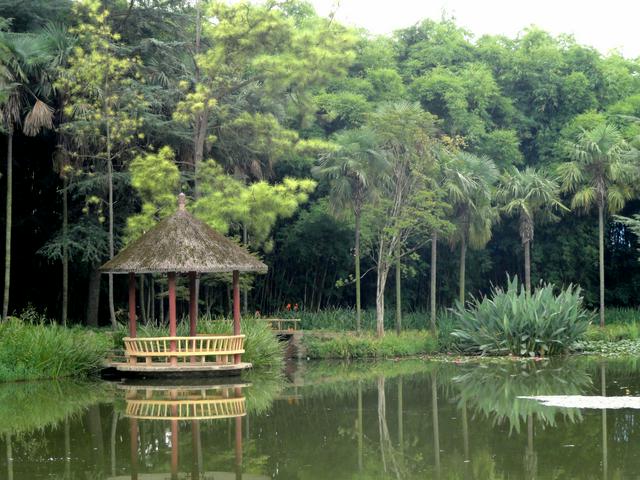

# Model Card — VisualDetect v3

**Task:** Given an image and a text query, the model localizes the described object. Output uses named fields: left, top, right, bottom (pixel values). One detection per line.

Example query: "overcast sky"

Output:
left=307, top=0, right=640, bottom=58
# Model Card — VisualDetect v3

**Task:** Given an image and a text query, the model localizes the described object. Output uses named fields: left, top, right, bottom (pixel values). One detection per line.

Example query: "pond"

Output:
left=1, top=357, right=640, bottom=479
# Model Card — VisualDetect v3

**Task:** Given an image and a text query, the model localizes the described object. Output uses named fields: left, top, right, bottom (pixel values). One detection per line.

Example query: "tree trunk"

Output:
left=524, top=239, right=531, bottom=297
left=355, top=212, right=362, bottom=333
left=395, top=243, right=402, bottom=335
left=459, top=234, right=467, bottom=305
left=430, top=232, right=437, bottom=333
left=62, top=176, right=69, bottom=326
left=598, top=203, right=605, bottom=328
left=107, top=152, right=116, bottom=328
left=375, top=264, right=389, bottom=337
left=3, top=132, right=12, bottom=320
left=86, top=268, right=101, bottom=327
left=243, top=224, right=248, bottom=313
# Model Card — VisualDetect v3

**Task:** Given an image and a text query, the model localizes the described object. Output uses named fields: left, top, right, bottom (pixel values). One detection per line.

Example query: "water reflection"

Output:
left=117, top=382, right=267, bottom=480
left=3, top=358, right=640, bottom=479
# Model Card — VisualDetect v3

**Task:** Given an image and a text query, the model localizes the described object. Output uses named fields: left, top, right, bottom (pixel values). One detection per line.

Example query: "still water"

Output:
left=1, top=357, right=640, bottom=479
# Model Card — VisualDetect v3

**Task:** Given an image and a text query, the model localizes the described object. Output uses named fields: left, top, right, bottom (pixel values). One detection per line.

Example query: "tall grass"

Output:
left=603, top=308, right=640, bottom=325
left=274, top=307, right=434, bottom=331
left=0, top=318, right=112, bottom=382
left=115, top=315, right=284, bottom=369
left=451, top=277, right=593, bottom=356
left=303, top=330, right=438, bottom=359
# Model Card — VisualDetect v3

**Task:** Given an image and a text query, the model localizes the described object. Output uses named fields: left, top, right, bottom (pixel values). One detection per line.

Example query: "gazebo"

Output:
left=100, top=193, right=267, bottom=376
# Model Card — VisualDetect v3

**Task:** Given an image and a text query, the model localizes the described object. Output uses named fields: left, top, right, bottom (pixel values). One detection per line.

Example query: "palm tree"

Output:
left=0, top=32, right=54, bottom=320
left=313, top=128, right=384, bottom=332
left=446, top=152, right=499, bottom=305
left=558, top=124, right=639, bottom=327
left=498, top=167, right=566, bottom=296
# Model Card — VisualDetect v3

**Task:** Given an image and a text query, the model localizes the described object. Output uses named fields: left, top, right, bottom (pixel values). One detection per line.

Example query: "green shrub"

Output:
left=116, top=316, right=283, bottom=369
left=0, top=318, right=113, bottom=382
left=303, top=330, right=437, bottom=359
left=451, top=277, right=593, bottom=356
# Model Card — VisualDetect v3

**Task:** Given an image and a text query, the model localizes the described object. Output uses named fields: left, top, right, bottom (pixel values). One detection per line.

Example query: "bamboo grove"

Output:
left=2, top=0, right=640, bottom=335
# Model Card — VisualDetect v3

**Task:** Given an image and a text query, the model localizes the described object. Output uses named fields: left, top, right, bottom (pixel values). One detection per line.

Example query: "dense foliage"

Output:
left=2, top=1, right=640, bottom=335
left=451, top=277, right=593, bottom=356
left=0, top=316, right=111, bottom=381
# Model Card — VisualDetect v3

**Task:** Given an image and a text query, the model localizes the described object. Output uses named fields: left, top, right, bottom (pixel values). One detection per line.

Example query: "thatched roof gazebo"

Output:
left=101, top=193, right=267, bottom=376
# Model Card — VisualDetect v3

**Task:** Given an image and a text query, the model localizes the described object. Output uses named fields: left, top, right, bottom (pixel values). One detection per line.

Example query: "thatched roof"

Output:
left=100, top=197, right=267, bottom=274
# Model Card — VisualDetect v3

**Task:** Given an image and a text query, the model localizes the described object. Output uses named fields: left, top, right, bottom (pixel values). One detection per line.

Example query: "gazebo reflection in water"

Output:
left=109, top=382, right=265, bottom=480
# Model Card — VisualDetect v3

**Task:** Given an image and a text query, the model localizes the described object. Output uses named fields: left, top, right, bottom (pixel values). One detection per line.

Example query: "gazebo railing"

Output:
left=123, top=334, right=245, bottom=364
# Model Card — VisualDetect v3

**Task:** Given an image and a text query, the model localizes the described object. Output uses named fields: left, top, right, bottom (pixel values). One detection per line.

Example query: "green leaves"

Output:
left=451, top=276, right=593, bottom=356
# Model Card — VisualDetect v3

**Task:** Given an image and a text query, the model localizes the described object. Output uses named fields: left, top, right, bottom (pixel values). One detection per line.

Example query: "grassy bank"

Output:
left=302, top=330, right=438, bottom=359
left=0, top=318, right=112, bottom=382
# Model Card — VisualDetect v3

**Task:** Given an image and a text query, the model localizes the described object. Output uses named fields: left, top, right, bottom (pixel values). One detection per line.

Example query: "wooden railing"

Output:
left=126, top=397, right=246, bottom=420
left=123, top=335, right=245, bottom=364
left=261, top=318, right=301, bottom=332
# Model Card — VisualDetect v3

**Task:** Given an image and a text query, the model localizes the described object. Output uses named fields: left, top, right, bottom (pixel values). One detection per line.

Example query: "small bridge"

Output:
left=260, top=319, right=304, bottom=359
left=259, top=318, right=301, bottom=335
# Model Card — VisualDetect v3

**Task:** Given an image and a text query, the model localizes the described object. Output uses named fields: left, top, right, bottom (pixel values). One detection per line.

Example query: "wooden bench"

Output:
left=123, top=334, right=245, bottom=365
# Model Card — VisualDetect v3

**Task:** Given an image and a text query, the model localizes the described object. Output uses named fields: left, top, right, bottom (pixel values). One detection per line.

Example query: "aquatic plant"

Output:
left=451, top=277, right=592, bottom=356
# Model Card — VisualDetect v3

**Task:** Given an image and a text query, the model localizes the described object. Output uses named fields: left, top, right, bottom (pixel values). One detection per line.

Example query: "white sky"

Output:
left=307, top=0, right=640, bottom=58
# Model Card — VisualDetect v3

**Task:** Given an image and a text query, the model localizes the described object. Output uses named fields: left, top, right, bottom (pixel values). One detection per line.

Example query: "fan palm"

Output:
left=498, top=167, right=566, bottom=296
left=313, top=128, right=385, bottom=331
left=558, top=123, right=640, bottom=327
left=0, top=32, right=54, bottom=320
left=445, top=151, right=499, bottom=304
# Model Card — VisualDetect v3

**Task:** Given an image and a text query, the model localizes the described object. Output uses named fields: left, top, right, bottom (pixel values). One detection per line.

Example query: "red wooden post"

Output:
left=189, top=272, right=197, bottom=336
left=128, top=272, right=137, bottom=337
left=168, top=272, right=177, bottom=366
left=189, top=272, right=197, bottom=363
left=232, top=270, right=241, bottom=364
left=130, top=417, right=139, bottom=480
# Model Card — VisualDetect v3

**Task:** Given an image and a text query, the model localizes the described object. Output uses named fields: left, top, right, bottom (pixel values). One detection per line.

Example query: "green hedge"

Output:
left=302, top=330, right=438, bottom=359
